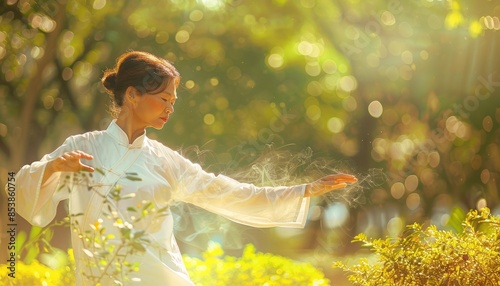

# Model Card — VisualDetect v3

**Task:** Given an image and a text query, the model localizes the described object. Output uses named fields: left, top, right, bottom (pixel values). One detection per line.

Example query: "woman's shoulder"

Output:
left=68, top=129, right=106, bottom=141
left=144, top=137, right=185, bottom=158
left=59, top=130, right=107, bottom=149
left=145, top=137, right=173, bottom=152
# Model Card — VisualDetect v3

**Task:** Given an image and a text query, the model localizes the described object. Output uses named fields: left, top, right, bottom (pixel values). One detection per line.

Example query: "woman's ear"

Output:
left=124, top=86, right=138, bottom=106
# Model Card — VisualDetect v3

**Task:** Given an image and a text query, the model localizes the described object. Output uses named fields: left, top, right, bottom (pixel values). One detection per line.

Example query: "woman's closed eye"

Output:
left=161, top=98, right=174, bottom=105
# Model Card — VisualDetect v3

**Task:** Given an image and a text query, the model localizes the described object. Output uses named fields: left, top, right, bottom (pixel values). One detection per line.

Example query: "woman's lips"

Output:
left=160, top=116, right=168, bottom=122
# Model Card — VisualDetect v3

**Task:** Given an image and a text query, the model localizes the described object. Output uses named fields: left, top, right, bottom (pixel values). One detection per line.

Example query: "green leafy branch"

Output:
left=334, top=208, right=500, bottom=286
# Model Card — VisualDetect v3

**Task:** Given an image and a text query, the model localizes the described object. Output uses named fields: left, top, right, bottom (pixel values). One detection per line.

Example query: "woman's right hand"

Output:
left=48, top=150, right=95, bottom=173
left=43, top=151, right=94, bottom=183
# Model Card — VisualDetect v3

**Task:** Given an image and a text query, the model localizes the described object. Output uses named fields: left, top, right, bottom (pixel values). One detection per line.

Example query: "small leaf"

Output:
left=125, top=175, right=143, bottom=181
left=83, top=248, right=94, bottom=258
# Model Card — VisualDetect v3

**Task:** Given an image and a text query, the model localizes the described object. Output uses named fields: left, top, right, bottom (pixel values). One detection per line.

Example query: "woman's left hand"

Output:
left=304, top=174, right=358, bottom=197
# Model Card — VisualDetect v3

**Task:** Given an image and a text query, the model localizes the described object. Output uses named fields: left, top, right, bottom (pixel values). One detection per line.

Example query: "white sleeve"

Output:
left=169, top=150, right=310, bottom=228
left=7, top=137, right=75, bottom=227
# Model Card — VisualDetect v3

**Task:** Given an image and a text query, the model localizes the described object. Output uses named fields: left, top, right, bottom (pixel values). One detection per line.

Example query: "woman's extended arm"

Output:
left=165, top=147, right=357, bottom=228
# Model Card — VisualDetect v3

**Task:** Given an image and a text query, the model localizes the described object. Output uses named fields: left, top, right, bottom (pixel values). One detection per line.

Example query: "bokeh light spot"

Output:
left=481, top=169, right=490, bottom=184
left=210, top=77, right=219, bottom=86
left=306, top=105, right=321, bottom=121
left=323, top=203, right=349, bottom=228
left=428, top=151, right=440, bottom=168
left=307, top=81, right=322, bottom=96
left=391, top=182, right=405, bottom=199
left=483, top=116, right=493, bottom=132
left=477, top=198, right=487, bottom=210
left=93, top=0, right=106, bottom=10
left=322, top=59, right=337, bottom=74
left=189, top=10, right=204, bottom=21
left=368, top=101, right=383, bottom=118
left=203, top=113, right=215, bottom=125
left=401, top=50, right=413, bottom=65
left=298, top=41, right=313, bottom=56
left=215, top=97, right=228, bottom=110
left=175, top=30, right=190, bottom=43
left=199, top=0, right=225, bottom=10
left=406, top=193, right=421, bottom=210
left=305, top=62, right=321, bottom=76
left=381, top=11, right=396, bottom=26
left=226, top=66, right=242, bottom=80
left=342, top=96, right=358, bottom=111
left=405, top=175, right=419, bottom=192
left=327, top=117, right=344, bottom=133
left=339, top=76, right=357, bottom=92
left=267, top=53, right=284, bottom=69
left=185, top=80, right=195, bottom=89
left=43, top=96, right=54, bottom=109
left=387, top=217, right=404, bottom=237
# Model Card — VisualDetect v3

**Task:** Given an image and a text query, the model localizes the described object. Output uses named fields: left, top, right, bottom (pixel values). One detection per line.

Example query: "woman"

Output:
left=12, top=51, right=357, bottom=285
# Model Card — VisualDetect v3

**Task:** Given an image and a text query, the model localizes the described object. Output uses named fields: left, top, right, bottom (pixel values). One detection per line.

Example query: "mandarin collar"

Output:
left=106, top=120, right=146, bottom=148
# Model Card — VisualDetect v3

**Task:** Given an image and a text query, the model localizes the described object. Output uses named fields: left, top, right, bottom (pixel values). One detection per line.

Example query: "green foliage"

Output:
left=69, top=182, right=170, bottom=284
left=333, top=208, right=500, bottom=285
left=183, top=242, right=330, bottom=286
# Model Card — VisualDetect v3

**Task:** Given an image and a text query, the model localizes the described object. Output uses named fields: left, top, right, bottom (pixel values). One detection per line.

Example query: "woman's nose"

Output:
left=165, top=103, right=174, bottom=113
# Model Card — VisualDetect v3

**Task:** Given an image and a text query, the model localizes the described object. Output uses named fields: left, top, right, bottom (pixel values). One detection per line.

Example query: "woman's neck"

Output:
left=115, top=115, right=145, bottom=144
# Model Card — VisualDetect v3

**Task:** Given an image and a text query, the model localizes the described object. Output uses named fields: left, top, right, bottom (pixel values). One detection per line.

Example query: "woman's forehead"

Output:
left=159, top=81, right=177, bottom=96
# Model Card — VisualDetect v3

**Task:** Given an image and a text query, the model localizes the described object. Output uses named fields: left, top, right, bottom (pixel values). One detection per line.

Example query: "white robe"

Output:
left=10, top=120, right=310, bottom=285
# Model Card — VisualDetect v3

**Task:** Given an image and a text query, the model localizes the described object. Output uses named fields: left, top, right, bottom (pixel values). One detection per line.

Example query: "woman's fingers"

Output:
left=74, top=151, right=94, bottom=172
left=305, top=174, right=358, bottom=197
left=330, top=182, right=347, bottom=190
left=54, top=150, right=94, bottom=172
left=324, top=174, right=358, bottom=184
left=76, top=150, right=94, bottom=161
left=79, top=163, right=95, bottom=172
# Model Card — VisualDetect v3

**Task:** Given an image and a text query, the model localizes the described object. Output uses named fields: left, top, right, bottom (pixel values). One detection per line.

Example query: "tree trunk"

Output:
left=12, top=2, right=66, bottom=169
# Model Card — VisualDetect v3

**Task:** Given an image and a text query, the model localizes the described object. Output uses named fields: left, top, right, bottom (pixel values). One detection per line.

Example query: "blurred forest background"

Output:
left=0, top=0, right=499, bottom=283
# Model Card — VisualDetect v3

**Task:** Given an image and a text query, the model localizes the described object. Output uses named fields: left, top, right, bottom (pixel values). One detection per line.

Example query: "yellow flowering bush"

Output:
left=183, top=242, right=330, bottom=286
left=0, top=249, right=75, bottom=286
left=1, top=244, right=329, bottom=286
left=333, top=208, right=500, bottom=286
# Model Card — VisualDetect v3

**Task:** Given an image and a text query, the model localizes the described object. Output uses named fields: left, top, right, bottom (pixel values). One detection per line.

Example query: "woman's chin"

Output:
left=152, top=123, right=165, bottom=130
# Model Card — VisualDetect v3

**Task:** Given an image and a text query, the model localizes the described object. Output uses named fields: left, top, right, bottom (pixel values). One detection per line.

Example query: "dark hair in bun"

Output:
left=102, top=72, right=118, bottom=93
left=101, top=51, right=180, bottom=117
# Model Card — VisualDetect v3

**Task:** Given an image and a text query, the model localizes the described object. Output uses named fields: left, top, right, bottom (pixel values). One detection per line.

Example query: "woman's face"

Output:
left=131, top=80, right=177, bottom=130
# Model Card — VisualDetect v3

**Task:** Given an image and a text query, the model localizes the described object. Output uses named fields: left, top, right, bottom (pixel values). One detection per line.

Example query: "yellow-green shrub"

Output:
left=0, top=249, right=75, bottom=286
left=1, top=244, right=328, bottom=286
left=183, top=242, right=330, bottom=286
left=333, top=208, right=500, bottom=286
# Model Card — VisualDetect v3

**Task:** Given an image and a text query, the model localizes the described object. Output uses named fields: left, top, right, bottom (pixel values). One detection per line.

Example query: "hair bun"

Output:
left=102, top=71, right=118, bottom=94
